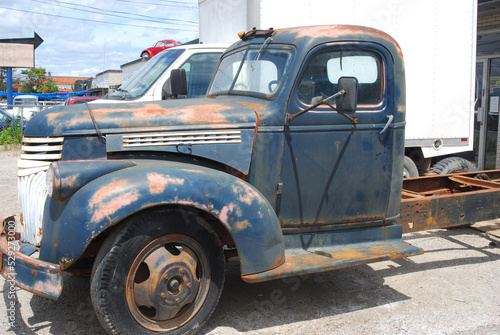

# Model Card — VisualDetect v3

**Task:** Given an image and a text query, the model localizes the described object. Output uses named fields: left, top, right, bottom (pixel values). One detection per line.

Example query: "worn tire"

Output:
left=428, top=157, right=476, bottom=175
left=403, top=156, right=419, bottom=178
left=90, top=208, right=225, bottom=335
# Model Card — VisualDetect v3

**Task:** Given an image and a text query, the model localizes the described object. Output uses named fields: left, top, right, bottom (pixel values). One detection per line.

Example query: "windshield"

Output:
left=209, top=47, right=292, bottom=98
left=109, top=48, right=185, bottom=99
left=14, top=98, right=38, bottom=106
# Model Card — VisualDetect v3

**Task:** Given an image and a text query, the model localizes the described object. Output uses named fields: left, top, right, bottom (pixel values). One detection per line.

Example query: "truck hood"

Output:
left=26, top=98, right=257, bottom=137
left=25, top=98, right=258, bottom=175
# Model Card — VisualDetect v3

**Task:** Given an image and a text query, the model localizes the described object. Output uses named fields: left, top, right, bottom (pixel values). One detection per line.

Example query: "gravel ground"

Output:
left=1, top=150, right=500, bottom=335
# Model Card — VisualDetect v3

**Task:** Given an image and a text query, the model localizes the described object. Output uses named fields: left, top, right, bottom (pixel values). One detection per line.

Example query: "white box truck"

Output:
left=199, top=0, right=478, bottom=176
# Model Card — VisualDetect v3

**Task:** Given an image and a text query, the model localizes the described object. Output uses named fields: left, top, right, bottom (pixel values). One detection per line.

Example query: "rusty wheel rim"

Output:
left=125, top=234, right=211, bottom=332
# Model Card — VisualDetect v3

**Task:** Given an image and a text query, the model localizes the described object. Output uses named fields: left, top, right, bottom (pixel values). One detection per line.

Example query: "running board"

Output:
left=242, top=225, right=423, bottom=283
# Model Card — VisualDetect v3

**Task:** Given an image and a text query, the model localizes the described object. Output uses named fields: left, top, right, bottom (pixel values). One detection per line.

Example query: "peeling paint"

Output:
left=90, top=190, right=140, bottom=223
left=61, top=174, right=79, bottom=188
left=89, top=180, right=128, bottom=205
left=233, top=219, right=251, bottom=233
left=147, top=172, right=184, bottom=194
left=220, top=203, right=243, bottom=223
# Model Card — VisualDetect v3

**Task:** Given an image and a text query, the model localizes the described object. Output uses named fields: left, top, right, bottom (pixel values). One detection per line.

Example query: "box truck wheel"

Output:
left=90, top=208, right=225, bottom=335
left=428, top=157, right=476, bottom=175
left=403, top=156, right=419, bottom=178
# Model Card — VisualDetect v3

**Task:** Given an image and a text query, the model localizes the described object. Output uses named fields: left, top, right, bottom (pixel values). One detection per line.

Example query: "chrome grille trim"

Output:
left=17, top=137, right=64, bottom=245
left=122, top=130, right=242, bottom=148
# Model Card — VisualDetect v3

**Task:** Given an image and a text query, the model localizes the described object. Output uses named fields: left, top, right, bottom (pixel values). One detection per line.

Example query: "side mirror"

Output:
left=337, top=77, right=358, bottom=113
left=164, top=68, right=187, bottom=99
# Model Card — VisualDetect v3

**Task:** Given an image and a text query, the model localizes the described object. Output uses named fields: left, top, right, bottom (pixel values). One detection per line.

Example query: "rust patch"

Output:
left=37, top=227, right=43, bottom=237
left=92, top=103, right=237, bottom=125
left=146, top=172, right=184, bottom=194
left=176, top=105, right=236, bottom=124
left=45, top=111, right=74, bottom=124
left=59, top=257, right=70, bottom=269
left=89, top=180, right=127, bottom=205
left=233, top=220, right=251, bottom=233
left=236, top=101, right=263, bottom=111
left=88, top=179, right=140, bottom=223
left=90, top=190, right=140, bottom=224
left=282, top=25, right=403, bottom=58
left=61, top=173, right=79, bottom=188
left=275, top=254, right=283, bottom=267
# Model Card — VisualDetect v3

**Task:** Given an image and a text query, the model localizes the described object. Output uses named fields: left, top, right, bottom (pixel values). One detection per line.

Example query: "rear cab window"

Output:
left=297, top=50, right=384, bottom=107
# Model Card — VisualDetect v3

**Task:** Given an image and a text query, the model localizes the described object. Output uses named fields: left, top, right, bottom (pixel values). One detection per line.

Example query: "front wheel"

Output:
left=90, top=209, right=225, bottom=335
left=141, top=52, right=150, bottom=60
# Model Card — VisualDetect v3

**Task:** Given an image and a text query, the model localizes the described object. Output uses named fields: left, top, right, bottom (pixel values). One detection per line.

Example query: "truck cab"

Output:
left=95, top=44, right=228, bottom=104
left=2, top=26, right=422, bottom=335
left=6, top=94, right=40, bottom=120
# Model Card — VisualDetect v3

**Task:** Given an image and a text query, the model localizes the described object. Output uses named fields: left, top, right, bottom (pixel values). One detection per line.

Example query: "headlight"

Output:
left=46, top=162, right=59, bottom=199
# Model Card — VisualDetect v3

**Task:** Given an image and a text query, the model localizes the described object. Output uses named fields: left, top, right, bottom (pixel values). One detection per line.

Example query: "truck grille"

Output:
left=17, top=137, right=64, bottom=245
left=122, top=130, right=242, bottom=148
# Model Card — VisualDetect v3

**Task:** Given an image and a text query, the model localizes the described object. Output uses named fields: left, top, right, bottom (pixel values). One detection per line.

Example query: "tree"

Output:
left=38, top=79, right=59, bottom=93
left=0, top=68, right=6, bottom=91
left=20, top=68, right=47, bottom=93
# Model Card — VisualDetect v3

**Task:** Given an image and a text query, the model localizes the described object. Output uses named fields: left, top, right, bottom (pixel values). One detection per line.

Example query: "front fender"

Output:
left=40, top=159, right=285, bottom=275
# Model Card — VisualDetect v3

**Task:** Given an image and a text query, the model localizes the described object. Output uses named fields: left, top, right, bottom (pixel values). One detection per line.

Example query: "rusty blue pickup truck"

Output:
left=1, top=26, right=423, bottom=334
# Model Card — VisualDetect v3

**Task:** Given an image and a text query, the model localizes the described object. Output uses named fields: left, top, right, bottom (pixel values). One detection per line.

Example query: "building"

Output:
left=47, top=75, right=91, bottom=93
left=90, top=70, right=122, bottom=97
left=121, top=58, right=146, bottom=84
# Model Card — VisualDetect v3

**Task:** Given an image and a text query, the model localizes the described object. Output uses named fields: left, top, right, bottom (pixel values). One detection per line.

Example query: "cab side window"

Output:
left=181, top=53, right=221, bottom=98
left=297, top=51, right=383, bottom=106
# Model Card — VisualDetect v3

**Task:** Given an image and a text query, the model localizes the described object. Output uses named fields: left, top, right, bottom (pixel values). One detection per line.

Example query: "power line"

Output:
left=115, top=0, right=197, bottom=8
left=30, top=0, right=198, bottom=25
left=0, top=6, right=199, bottom=32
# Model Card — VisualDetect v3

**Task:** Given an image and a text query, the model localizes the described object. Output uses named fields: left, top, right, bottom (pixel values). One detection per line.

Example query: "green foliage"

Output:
left=37, top=79, right=59, bottom=93
left=0, top=115, right=23, bottom=145
left=20, top=67, right=47, bottom=92
left=20, top=84, right=35, bottom=93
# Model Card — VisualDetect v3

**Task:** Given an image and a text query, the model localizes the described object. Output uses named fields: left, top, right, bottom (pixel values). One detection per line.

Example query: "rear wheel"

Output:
left=141, top=52, right=150, bottom=60
left=90, top=209, right=225, bottom=335
left=403, top=156, right=419, bottom=178
left=428, top=157, right=476, bottom=175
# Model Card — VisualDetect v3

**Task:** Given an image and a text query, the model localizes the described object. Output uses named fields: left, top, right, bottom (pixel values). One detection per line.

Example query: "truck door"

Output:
left=277, top=43, right=400, bottom=228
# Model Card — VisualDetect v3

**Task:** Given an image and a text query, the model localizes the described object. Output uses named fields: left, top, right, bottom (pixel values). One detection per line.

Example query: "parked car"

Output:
left=140, top=39, right=181, bottom=59
left=65, top=97, right=99, bottom=105
left=7, top=95, right=40, bottom=120
left=0, top=109, right=26, bottom=132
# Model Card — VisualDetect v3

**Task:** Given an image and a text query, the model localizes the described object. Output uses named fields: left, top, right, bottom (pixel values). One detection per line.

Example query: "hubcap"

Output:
left=126, top=235, right=210, bottom=331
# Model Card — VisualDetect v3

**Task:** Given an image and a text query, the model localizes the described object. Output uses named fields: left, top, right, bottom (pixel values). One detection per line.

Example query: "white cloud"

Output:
left=0, top=0, right=199, bottom=77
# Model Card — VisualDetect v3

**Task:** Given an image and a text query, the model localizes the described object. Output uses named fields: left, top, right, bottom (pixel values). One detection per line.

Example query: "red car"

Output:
left=140, top=40, right=181, bottom=59
left=65, top=97, right=99, bottom=105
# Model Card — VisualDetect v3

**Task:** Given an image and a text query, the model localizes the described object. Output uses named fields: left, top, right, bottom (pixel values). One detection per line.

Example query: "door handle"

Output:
left=380, top=115, right=394, bottom=134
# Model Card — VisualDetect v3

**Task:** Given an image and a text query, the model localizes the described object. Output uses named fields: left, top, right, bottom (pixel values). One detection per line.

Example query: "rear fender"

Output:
left=40, top=159, right=285, bottom=275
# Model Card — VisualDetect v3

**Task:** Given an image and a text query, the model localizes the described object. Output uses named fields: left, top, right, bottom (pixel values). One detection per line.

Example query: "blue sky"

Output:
left=0, top=0, right=199, bottom=77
